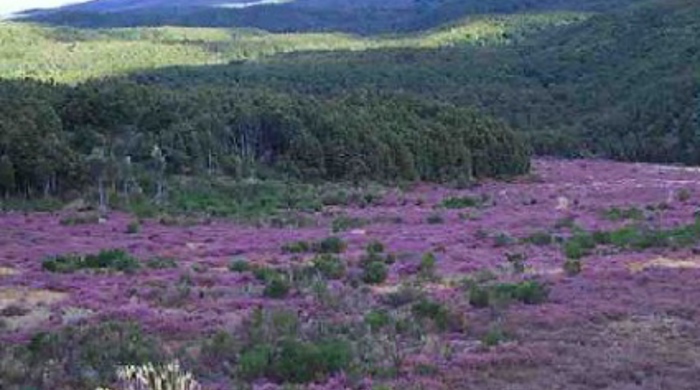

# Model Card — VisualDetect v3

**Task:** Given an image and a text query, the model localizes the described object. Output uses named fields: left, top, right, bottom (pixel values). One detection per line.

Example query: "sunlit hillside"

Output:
left=0, top=13, right=587, bottom=82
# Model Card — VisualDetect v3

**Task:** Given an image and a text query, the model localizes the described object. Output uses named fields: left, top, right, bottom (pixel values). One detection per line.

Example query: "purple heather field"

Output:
left=3, top=158, right=700, bottom=389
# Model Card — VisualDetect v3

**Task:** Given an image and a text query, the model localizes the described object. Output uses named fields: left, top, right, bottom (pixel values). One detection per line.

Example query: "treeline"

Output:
left=26, top=0, right=640, bottom=33
left=134, top=0, right=699, bottom=164
left=0, top=79, right=529, bottom=198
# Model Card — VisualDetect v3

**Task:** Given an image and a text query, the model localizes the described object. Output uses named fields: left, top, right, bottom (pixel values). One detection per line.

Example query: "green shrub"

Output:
left=20, top=321, right=164, bottom=388
left=564, top=240, right=590, bottom=260
left=229, top=258, right=252, bottom=272
left=271, top=339, right=352, bottom=384
left=312, top=236, right=347, bottom=254
left=238, top=344, right=274, bottom=380
left=42, top=249, right=140, bottom=274
left=59, top=213, right=99, bottom=226
left=512, top=281, right=549, bottom=304
left=263, top=278, right=291, bottom=299
left=592, top=230, right=612, bottom=245
left=482, top=327, right=509, bottom=347
left=411, top=298, right=450, bottom=331
left=366, top=240, right=385, bottom=254
left=146, top=257, right=178, bottom=269
left=282, top=240, right=311, bottom=254
left=523, top=231, right=554, bottom=246
left=468, top=285, right=491, bottom=308
left=440, top=195, right=484, bottom=209
left=238, top=339, right=352, bottom=384
left=364, top=309, right=391, bottom=331
left=126, top=221, right=141, bottom=234
left=253, top=266, right=281, bottom=283
left=419, top=252, right=437, bottom=279
left=362, top=261, right=388, bottom=284
left=601, top=206, right=644, bottom=221
left=312, top=254, right=346, bottom=280
left=331, top=215, right=368, bottom=233
left=469, top=280, right=549, bottom=307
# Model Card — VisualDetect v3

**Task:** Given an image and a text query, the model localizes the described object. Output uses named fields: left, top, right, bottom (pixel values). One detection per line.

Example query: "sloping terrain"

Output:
left=4, top=159, right=700, bottom=389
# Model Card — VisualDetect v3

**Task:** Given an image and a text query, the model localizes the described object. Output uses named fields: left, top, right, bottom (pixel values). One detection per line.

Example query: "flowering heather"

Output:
left=3, top=158, right=700, bottom=389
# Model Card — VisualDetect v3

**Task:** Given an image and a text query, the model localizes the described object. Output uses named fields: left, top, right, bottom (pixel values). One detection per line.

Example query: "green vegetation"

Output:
left=0, top=79, right=528, bottom=203
left=145, top=256, right=178, bottom=269
left=282, top=240, right=312, bottom=254
left=312, top=237, right=347, bottom=254
left=523, top=231, right=555, bottom=246
left=311, top=254, right=346, bottom=280
left=0, top=1, right=696, bottom=207
left=331, top=215, right=369, bottom=233
left=564, top=218, right=700, bottom=260
left=362, top=261, right=389, bottom=285
left=418, top=252, right=438, bottom=280
left=229, top=258, right=252, bottom=273
left=468, top=280, right=549, bottom=308
left=411, top=298, right=452, bottom=331
left=0, top=12, right=587, bottom=83
left=263, top=278, right=291, bottom=299
left=601, top=206, right=644, bottom=221
left=42, top=249, right=140, bottom=273
left=440, top=195, right=485, bottom=209
left=125, top=221, right=141, bottom=234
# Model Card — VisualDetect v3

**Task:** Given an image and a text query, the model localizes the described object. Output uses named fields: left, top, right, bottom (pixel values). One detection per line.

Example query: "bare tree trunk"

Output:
left=98, top=177, right=107, bottom=215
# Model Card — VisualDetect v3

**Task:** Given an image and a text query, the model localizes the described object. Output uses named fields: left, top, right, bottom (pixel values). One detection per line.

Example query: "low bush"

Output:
left=282, top=240, right=311, bottom=254
left=1, top=321, right=165, bottom=389
left=440, top=195, right=486, bottom=209
left=469, top=280, right=549, bottom=307
left=362, top=261, right=388, bottom=285
left=601, top=206, right=644, bottom=221
left=364, top=309, right=392, bottom=332
left=366, top=240, right=385, bottom=254
left=42, top=249, right=140, bottom=274
left=312, top=236, right=347, bottom=254
left=312, top=254, right=346, bottom=280
left=228, top=258, right=251, bottom=272
left=145, top=257, right=178, bottom=269
left=523, top=231, right=554, bottom=246
left=331, top=215, right=368, bottom=233
left=411, top=298, right=451, bottom=331
left=125, top=221, right=141, bottom=234
left=239, top=339, right=352, bottom=384
left=418, top=252, right=437, bottom=279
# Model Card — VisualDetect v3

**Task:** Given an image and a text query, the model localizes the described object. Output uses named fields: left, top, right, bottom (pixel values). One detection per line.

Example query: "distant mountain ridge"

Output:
left=21, top=0, right=644, bottom=34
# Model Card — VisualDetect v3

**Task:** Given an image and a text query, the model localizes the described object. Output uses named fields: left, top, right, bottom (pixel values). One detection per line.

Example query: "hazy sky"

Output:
left=0, top=0, right=90, bottom=15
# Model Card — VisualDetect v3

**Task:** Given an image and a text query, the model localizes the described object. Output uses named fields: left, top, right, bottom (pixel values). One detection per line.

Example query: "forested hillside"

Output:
left=0, top=0, right=698, bottom=200
left=26, top=0, right=641, bottom=33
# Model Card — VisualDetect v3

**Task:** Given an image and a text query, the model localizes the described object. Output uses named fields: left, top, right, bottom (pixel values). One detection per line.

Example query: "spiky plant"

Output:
left=98, top=361, right=201, bottom=390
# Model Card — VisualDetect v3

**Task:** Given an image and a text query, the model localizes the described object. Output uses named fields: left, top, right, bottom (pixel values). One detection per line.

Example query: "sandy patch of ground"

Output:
left=0, top=267, right=18, bottom=276
left=628, top=256, right=700, bottom=273
left=0, top=288, right=69, bottom=331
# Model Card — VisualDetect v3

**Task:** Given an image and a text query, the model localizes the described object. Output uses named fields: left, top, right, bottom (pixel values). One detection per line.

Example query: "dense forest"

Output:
left=0, top=79, right=529, bottom=198
left=1, top=0, right=699, bottom=200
